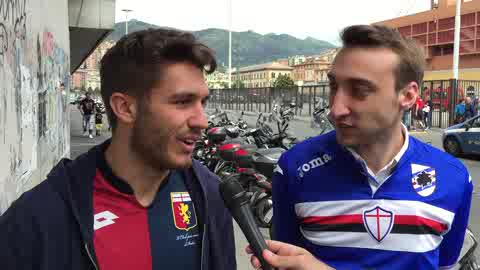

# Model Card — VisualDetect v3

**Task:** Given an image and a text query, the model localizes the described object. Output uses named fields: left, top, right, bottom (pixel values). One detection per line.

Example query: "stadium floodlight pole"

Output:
left=453, top=0, right=461, bottom=80
left=122, top=9, right=133, bottom=35
left=228, top=0, right=232, bottom=88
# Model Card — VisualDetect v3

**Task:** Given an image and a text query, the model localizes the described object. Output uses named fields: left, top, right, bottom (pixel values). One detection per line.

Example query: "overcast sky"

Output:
left=115, top=0, right=431, bottom=45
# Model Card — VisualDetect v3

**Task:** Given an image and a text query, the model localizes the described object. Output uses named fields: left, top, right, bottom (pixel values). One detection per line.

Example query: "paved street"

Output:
left=70, top=105, right=480, bottom=268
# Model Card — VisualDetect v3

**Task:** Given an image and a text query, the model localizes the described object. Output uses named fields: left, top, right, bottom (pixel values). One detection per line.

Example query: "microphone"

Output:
left=219, top=176, right=274, bottom=270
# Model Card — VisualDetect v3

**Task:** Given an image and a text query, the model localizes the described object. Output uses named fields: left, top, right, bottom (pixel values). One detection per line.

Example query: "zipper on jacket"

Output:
left=191, top=162, right=209, bottom=270
left=84, top=243, right=99, bottom=270
left=201, top=223, right=207, bottom=270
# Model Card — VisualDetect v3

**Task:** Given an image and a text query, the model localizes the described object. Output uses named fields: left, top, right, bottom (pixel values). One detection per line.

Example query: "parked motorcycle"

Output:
left=217, top=145, right=284, bottom=229
left=254, top=112, right=297, bottom=150
left=311, top=105, right=334, bottom=135
left=268, top=101, right=296, bottom=122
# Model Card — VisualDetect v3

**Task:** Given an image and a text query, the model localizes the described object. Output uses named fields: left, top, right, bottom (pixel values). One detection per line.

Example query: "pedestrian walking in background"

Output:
left=414, top=95, right=425, bottom=130
left=455, top=99, right=466, bottom=124
left=465, top=96, right=476, bottom=121
left=78, top=91, right=96, bottom=138
left=423, top=95, right=432, bottom=130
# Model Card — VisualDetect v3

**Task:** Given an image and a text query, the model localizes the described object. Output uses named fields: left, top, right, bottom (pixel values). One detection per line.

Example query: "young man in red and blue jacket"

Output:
left=0, top=28, right=236, bottom=270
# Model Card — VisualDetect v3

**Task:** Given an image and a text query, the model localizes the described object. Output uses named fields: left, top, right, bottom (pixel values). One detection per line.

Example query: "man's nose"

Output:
left=189, top=104, right=209, bottom=130
left=329, top=90, right=351, bottom=120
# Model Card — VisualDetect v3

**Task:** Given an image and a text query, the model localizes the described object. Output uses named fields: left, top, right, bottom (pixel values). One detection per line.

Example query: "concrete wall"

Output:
left=425, top=68, right=480, bottom=80
left=0, top=0, right=70, bottom=214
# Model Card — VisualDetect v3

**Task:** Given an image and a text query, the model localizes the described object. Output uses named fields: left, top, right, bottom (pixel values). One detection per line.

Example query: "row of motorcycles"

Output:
left=193, top=103, right=332, bottom=237
left=193, top=102, right=479, bottom=269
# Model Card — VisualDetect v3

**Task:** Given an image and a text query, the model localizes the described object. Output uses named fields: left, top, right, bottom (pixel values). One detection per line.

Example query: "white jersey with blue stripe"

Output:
left=272, top=131, right=473, bottom=270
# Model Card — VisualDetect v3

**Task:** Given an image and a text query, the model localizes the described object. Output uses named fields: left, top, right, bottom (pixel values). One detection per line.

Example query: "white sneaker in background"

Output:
left=83, top=131, right=88, bottom=136
left=89, top=134, right=93, bottom=139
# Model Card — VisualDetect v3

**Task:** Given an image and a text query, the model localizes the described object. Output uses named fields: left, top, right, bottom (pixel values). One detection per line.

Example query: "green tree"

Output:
left=220, top=81, right=229, bottom=89
left=232, top=80, right=245, bottom=89
left=273, top=74, right=295, bottom=89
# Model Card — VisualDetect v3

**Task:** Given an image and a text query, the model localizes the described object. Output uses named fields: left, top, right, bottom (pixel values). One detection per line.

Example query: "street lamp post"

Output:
left=228, top=0, right=232, bottom=89
left=453, top=0, right=461, bottom=80
left=121, top=9, right=133, bottom=35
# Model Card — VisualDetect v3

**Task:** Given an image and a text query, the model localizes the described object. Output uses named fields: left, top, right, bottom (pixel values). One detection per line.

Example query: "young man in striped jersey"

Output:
left=262, top=25, right=473, bottom=270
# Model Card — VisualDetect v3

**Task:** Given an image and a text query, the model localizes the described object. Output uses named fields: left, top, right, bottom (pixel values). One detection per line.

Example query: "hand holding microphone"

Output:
left=219, top=176, right=274, bottom=270
left=219, top=176, right=334, bottom=270
left=246, top=240, right=335, bottom=270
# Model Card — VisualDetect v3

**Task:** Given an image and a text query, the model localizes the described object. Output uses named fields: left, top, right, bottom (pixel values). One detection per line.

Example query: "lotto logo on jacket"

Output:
left=171, top=192, right=197, bottom=231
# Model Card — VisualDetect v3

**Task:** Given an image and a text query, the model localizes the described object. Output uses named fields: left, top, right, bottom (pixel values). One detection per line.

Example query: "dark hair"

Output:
left=340, top=24, right=425, bottom=92
left=100, top=28, right=217, bottom=130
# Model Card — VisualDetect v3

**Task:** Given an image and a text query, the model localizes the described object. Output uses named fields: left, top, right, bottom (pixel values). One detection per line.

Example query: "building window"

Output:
left=272, top=72, right=276, bottom=79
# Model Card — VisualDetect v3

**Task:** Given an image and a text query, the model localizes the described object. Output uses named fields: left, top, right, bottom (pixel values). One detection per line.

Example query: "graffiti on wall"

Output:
left=37, top=30, right=69, bottom=160
left=0, top=0, right=70, bottom=213
left=0, top=0, right=27, bottom=57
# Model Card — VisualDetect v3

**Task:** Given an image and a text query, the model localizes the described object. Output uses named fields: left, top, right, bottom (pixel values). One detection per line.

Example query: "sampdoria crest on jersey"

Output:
left=411, top=164, right=436, bottom=197
left=363, top=206, right=395, bottom=242
left=170, top=192, right=197, bottom=231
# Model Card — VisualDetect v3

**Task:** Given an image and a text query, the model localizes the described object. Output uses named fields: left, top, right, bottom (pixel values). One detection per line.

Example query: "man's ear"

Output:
left=109, top=93, right=138, bottom=126
left=399, top=82, right=418, bottom=110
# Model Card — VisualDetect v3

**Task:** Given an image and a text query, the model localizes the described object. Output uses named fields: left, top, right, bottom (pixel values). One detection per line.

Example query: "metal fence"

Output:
left=208, top=83, right=331, bottom=117
left=208, top=79, right=480, bottom=129
left=420, top=80, right=480, bottom=128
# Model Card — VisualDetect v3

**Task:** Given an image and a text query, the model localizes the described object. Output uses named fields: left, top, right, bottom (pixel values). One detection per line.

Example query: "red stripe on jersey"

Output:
left=394, top=215, right=448, bottom=233
left=302, top=215, right=363, bottom=225
left=93, top=169, right=152, bottom=270
left=301, top=214, right=447, bottom=233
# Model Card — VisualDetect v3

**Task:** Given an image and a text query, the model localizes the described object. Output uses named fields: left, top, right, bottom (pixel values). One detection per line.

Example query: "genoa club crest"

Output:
left=170, top=192, right=197, bottom=231
left=411, top=164, right=436, bottom=197
left=363, top=206, right=394, bottom=242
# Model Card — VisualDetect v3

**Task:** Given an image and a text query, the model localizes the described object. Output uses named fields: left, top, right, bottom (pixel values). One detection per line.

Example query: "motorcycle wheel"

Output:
left=253, top=195, right=273, bottom=228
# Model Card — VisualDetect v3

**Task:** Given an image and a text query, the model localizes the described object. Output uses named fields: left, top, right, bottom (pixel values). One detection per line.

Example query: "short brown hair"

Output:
left=100, top=28, right=217, bottom=130
left=340, top=24, right=425, bottom=91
